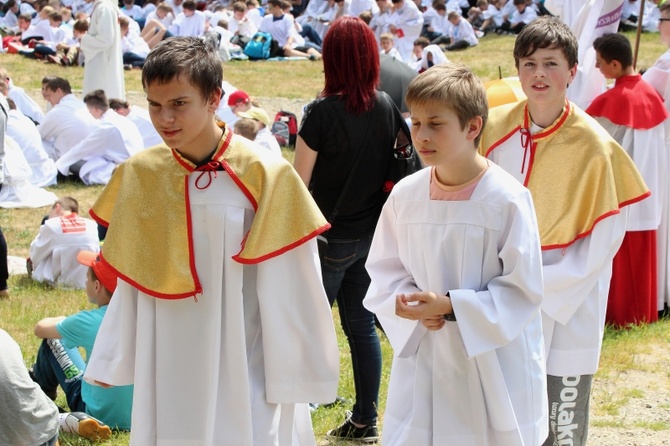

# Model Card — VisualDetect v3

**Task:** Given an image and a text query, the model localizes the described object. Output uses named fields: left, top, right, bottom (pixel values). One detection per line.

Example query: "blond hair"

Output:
left=406, top=63, right=488, bottom=146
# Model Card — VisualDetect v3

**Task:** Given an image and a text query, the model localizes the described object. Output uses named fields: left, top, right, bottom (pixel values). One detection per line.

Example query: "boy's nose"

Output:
left=158, top=108, right=175, bottom=124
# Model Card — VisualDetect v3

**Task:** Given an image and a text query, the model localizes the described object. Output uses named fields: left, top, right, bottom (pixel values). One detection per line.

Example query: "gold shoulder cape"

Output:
left=480, top=100, right=649, bottom=250
left=91, top=124, right=329, bottom=299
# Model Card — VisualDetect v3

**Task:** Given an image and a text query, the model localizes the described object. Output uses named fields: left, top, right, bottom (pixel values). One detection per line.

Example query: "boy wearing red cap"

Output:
left=31, top=250, right=133, bottom=440
left=227, top=89, right=252, bottom=113
left=219, top=89, right=252, bottom=127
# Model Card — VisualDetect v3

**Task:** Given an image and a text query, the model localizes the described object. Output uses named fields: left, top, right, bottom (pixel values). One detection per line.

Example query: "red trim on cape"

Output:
left=98, top=254, right=201, bottom=299
left=585, top=74, right=668, bottom=129
left=89, top=208, right=108, bottom=228
left=233, top=223, right=331, bottom=264
left=526, top=101, right=571, bottom=140
left=484, top=126, right=520, bottom=158
left=172, top=150, right=194, bottom=171
left=220, top=160, right=258, bottom=211
left=518, top=103, right=570, bottom=189
left=184, top=175, right=203, bottom=297
left=522, top=142, right=536, bottom=188
left=540, top=190, right=652, bottom=251
left=169, top=126, right=232, bottom=172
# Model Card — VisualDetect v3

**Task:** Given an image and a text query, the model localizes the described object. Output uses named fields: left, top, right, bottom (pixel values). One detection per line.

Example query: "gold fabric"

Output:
left=480, top=100, right=649, bottom=249
left=91, top=123, right=329, bottom=299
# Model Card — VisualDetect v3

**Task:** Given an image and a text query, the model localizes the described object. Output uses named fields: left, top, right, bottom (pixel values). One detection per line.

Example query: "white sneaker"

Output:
left=59, top=412, right=112, bottom=441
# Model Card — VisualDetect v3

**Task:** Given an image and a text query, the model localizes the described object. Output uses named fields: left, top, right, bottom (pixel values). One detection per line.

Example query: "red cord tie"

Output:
left=519, top=127, right=531, bottom=175
left=195, top=161, right=222, bottom=190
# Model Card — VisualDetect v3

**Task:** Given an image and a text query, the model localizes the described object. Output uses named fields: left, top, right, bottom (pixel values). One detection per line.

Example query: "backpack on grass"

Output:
left=243, top=32, right=273, bottom=60
left=272, top=110, right=298, bottom=147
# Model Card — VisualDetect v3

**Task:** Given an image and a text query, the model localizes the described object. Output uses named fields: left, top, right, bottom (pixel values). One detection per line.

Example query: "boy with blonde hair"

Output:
left=379, top=31, right=402, bottom=59
left=233, top=117, right=259, bottom=141
left=364, top=62, right=548, bottom=445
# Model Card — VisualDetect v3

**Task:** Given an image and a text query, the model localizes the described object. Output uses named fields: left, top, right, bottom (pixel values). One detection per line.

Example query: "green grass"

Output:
left=1, top=29, right=670, bottom=444
left=2, top=30, right=665, bottom=98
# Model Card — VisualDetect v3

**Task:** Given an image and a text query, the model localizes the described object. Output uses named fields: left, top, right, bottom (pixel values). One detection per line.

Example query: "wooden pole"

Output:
left=633, top=0, right=646, bottom=71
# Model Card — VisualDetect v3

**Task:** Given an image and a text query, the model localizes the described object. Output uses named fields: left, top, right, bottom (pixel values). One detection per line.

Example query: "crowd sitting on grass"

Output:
left=0, top=0, right=665, bottom=70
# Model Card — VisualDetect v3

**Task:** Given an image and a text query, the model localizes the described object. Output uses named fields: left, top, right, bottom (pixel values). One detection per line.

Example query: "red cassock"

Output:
left=587, top=74, right=668, bottom=327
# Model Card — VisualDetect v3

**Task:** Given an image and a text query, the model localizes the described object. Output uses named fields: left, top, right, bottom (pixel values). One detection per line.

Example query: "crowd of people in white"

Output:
left=0, top=0, right=664, bottom=70
left=0, top=0, right=665, bottom=209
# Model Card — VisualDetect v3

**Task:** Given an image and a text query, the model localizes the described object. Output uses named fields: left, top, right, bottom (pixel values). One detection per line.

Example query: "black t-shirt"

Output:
left=299, top=91, right=403, bottom=238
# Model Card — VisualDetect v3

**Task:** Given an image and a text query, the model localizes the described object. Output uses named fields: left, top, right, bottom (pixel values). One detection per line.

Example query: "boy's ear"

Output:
left=208, top=87, right=223, bottom=112
left=466, top=115, right=484, bottom=141
left=568, top=63, right=578, bottom=85
left=93, top=278, right=102, bottom=294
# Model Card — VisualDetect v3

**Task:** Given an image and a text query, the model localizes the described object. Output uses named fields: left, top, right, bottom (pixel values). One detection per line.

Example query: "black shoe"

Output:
left=323, top=395, right=347, bottom=409
left=28, top=367, right=57, bottom=401
left=326, top=411, right=379, bottom=443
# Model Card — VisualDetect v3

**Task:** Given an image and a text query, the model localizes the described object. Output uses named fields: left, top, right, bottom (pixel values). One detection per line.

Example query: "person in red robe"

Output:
left=586, top=33, right=668, bottom=327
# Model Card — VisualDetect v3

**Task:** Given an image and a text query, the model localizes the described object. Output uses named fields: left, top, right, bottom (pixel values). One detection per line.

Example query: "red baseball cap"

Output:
left=227, top=90, right=250, bottom=106
left=77, top=251, right=117, bottom=293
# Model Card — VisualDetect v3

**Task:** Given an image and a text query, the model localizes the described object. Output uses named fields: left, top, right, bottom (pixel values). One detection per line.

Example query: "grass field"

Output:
left=1, top=30, right=669, bottom=445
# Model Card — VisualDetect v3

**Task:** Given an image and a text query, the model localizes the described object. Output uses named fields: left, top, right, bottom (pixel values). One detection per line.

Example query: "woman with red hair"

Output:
left=294, top=15, right=407, bottom=443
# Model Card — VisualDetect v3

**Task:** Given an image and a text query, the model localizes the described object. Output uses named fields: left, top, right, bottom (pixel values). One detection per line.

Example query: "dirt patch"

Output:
left=588, top=343, right=670, bottom=446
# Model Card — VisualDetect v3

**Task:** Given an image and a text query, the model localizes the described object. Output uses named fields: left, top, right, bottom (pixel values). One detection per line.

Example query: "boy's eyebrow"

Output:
left=410, top=114, right=445, bottom=120
left=519, top=54, right=559, bottom=60
left=147, top=95, right=190, bottom=103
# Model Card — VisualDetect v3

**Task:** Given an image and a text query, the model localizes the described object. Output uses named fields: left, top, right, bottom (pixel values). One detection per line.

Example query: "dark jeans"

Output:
left=300, top=23, right=322, bottom=46
left=421, top=25, right=442, bottom=41
left=445, top=39, right=470, bottom=51
left=321, top=234, right=381, bottom=426
left=32, top=338, right=87, bottom=412
left=499, top=21, right=527, bottom=34
left=123, top=52, right=145, bottom=68
left=0, top=226, right=7, bottom=291
left=33, top=45, right=56, bottom=57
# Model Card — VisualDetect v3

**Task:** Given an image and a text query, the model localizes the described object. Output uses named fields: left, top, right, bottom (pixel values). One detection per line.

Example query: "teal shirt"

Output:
left=57, top=306, right=134, bottom=430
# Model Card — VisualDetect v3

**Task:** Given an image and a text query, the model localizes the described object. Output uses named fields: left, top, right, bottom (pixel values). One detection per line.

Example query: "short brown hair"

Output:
left=45, top=77, right=72, bottom=94
left=233, top=118, right=259, bottom=141
left=593, top=33, right=633, bottom=69
left=109, top=98, right=130, bottom=110
left=513, top=16, right=578, bottom=69
left=54, top=196, right=79, bottom=213
left=406, top=63, right=488, bottom=147
left=142, top=37, right=222, bottom=101
left=83, top=89, right=109, bottom=112
left=73, top=18, right=89, bottom=32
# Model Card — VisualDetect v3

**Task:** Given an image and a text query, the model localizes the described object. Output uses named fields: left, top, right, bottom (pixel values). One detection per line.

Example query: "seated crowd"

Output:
left=0, top=0, right=663, bottom=72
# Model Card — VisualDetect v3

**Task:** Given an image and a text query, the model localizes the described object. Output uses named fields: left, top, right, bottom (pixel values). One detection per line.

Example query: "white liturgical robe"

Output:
left=364, top=166, right=547, bottom=446
left=84, top=171, right=339, bottom=446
